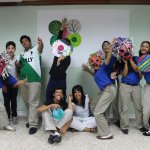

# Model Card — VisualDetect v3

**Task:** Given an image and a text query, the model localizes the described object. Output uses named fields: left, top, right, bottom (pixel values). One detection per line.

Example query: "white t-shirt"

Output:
left=72, top=95, right=90, bottom=118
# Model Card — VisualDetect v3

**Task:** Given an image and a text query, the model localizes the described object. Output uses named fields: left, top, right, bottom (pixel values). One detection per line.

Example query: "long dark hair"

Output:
left=72, top=85, right=85, bottom=108
left=139, top=41, right=150, bottom=56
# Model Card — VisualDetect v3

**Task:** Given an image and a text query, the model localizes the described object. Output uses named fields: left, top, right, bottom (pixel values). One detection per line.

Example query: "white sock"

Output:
left=54, top=131, right=60, bottom=136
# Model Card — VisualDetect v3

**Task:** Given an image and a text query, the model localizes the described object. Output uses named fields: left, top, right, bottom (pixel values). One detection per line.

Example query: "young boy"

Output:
left=2, top=41, right=19, bottom=124
left=82, top=41, right=116, bottom=140
left=37, top=87, right=73, bottom=144
left=17, top=35, right=43, bottom=134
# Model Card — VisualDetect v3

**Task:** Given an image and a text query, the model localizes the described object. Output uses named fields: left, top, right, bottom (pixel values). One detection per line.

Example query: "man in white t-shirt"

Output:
left=17, top=35, right=43, bottom=134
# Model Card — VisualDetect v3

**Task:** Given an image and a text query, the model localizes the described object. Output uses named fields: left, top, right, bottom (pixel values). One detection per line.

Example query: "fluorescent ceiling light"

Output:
left=0, top=0, right=22, bottom=2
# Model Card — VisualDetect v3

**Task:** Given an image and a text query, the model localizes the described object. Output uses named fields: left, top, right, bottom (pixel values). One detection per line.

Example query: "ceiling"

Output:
left=0, top=0, right=150, bottom=6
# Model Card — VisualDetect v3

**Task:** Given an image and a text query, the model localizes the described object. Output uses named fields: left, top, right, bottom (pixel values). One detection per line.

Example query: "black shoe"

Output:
left=29, top=127, right=37, bottom=134
left=26, top=122, right=29, bottom=128
left=121, top=129, right=128, bottom=134
left=114, top=120, right=120, bottom=128
left=53, top=135, right=62, bottom=143
left=139, top=127, right=148, bottom=132
left=143, top=130, right=150, bottom=136
left=48, top=134, right=54, bottom=144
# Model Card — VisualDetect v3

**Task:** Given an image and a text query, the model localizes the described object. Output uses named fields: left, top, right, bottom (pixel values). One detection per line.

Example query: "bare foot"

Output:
left=59, top=127, right=67, bottom=135
left=85, top=127, right=97, bottom=133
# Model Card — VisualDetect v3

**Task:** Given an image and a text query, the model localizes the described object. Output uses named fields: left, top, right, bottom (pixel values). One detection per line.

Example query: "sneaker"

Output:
left=97, top=134, right=113, bottom=140
left=26, top=122, right=29, bottom=128
left=4, top=125, right=16, bottom=132
left=48, top=134, right=54, bottom=144
left=121, top=129, right=128, bottom=134
left=53, top=135, right=62, bottom=143
left=12, top=117, right=18, bottom=125
left=143, top=130, right=150, bottom=136
left=29, top=127, right=37, bottom=134
left=139, top=127, right=148, bottom=132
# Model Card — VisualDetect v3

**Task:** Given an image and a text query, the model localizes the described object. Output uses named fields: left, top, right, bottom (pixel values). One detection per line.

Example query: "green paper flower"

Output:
left=68, top=33, right=81, bottom=47
left=50, top=35, right=58, bottom=46
left=48, top=20, right=61, bottom=35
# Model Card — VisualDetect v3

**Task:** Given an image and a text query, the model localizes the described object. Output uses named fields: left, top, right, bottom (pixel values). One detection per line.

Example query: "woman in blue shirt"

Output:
left=119, top=44, right=144, bottom=134
left=138, top=41, right=150, bottom=136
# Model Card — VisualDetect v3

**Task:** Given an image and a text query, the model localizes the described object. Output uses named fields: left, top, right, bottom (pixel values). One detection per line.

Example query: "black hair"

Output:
left=139, top=41, right=150, bottom=56
left=54, top=86, right=64, bottom=95
left=20, top=35, right=31, bottom=43
left=72, top=85, right=85, bottom=108
left=6, top=41, right=16, bottom=49
left=102, top=41, right=110, bottom=50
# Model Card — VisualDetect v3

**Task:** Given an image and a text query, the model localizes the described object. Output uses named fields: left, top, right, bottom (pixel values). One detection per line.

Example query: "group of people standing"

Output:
left=83, top=40, right=150, bottom=139
left=0, top=35, right=43, bottom=134
left=0, top=27, right=150, bottom=145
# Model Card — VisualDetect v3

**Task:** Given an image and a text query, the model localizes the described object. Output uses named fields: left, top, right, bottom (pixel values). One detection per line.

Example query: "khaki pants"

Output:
left=104, top=81, right=120, bottom=123
left=20, top=82, right=41, bottom=128
left=143, top=84, right=150, bottom=130
left=0, top=100, right=9, bottom=129
left=120, top=83, right=143, bottom=129
left=94, top=85, right=116, bottom=137
left=112, top=81, right=120, bottom=121
left=42, top=109, right=73, bottom=131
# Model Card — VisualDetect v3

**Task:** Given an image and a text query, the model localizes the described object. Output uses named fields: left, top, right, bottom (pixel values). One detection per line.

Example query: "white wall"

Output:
left=0, top=5, right=150, bottom=117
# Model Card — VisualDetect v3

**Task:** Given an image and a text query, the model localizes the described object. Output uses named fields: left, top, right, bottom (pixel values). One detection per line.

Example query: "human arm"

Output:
left=37, top=104, right=60, bottom=113
left=104, top=39, right=116, bottom=65
left=57, top=56, right=66, bottom=66
left=105, top=45, right=113, bottom=65
left=129, top=58, right=142, bottom=79
left=2, top=85, right=7, bottom=93
left=82, top=63, right=94, bottom=76
left=57, top=18, right=68, bottom=39
left=50, top=56, right=71, bottom=78
left=67, top=95, right=74, bottom=112
left=121, top=60, right=128, bottom=77
left=37, top=37, right=44, bottom=53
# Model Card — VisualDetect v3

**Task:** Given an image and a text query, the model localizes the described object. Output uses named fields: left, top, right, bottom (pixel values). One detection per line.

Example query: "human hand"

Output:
left=57, top=56, right=65, bottom=66
left=2, top=85, right=7, bottom=93
left=61, top=18, right=68, bottom=28
left=15, top=60, right=21, bottom=67
left=82, top=63, right=89, bottom=71
left=58, top=55, right=65, bottom=62
left=68, top=95, right=73, bottom=102
left=111, top=72, right=117, bottom=79
left=37, top=36, right=43, bottom=45
left=51, top=104, right=60, bottom=109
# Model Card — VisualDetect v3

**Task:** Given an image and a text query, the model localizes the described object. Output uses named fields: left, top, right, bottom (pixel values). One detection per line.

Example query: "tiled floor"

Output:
left=0, top=117, right=149, bottom=150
